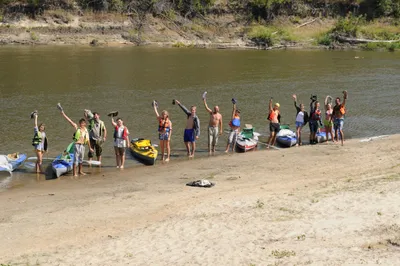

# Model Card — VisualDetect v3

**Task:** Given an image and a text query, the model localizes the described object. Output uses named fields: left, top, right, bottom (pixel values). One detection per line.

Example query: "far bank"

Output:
left=1, top=11, right=399, bottom=51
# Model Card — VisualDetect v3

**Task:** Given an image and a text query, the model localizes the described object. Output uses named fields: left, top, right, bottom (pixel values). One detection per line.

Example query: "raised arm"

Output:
left=175, top=100, right=191, bottom=116
left=342, top=91, right=347, bottom=106
left=292, top=95, right=300, bottom=111
left=269, top=99, right=273, bottom=112
left=34, top=113, right=38, bottom=128
left=153, top=101, right=160, bottom=118
left=61, top=111, right=77, bottom=129
left=111, top=117, right=117, bottom=128
left=203, top=99, right=212, bottom=114
left=231, top=104, right=237, bottom=120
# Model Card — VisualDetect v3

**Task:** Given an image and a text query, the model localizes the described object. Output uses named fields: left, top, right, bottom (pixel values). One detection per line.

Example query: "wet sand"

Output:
left=1, top=135, right=400, bottom=265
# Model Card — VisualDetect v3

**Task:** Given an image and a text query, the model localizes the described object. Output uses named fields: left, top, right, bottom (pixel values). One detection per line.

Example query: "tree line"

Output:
left=0, top=0, right=399, bottom=20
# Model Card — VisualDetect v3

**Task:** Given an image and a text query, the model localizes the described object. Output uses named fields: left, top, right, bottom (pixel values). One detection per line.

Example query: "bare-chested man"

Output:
left=175, top=100, right=200, bottom=158
left=203, top=96, right=223, bottom=154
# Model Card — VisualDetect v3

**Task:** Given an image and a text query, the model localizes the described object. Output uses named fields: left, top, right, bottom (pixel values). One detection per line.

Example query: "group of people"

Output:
left=30, top=90, right=348, bottom=176
left=292, top=90, right=348, bottom=146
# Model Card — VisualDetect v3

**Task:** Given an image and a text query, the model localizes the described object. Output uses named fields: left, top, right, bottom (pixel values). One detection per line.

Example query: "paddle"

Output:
left=257, top=141, right=281, bottom=150
left=27, top=157, right=101, bottom=166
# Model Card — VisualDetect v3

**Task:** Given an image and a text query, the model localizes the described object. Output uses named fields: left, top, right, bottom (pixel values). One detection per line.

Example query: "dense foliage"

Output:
left=1, top=0, right=400, bottom=19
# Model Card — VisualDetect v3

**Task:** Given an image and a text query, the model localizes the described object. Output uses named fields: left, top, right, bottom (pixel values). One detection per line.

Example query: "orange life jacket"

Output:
left=268, top=110, right=278, bottom=121
left=159, top=118, right=171, bottom=132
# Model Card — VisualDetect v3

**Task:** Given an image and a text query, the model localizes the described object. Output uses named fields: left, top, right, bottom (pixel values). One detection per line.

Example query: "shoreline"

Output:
left=1, top=134, right=400, bottom=264
left=0, top=15, right=391, bottom=51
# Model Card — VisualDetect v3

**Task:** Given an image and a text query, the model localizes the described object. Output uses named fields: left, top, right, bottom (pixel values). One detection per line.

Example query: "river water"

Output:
left=1, top=46, right=400, bottom=185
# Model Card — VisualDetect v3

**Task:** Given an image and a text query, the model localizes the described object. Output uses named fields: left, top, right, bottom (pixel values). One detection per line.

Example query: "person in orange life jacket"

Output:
left=203, top=93, right=223, bottom=155
left=59, top=106, right=94, bottom=177
left=111, top=117, right=130, bottom=168
left=153, top=101, right=172, bottom=162
left=267, top=98, right=280, bottom=148
left=309, top=99, right=323, bottom=145
left=31, top=111, right=48, bottom=174
left=292, top=94, right=309, bottom=146
left=174, top=99, right=200, bottom=158
left=331, top=90, right=348, bottom=146
left=225, top=99, right=240, bottom=153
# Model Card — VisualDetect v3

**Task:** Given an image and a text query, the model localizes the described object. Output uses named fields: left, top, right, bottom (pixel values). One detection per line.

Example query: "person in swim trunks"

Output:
left=225, top=100, right=240, bottom=153
left=203, top=94, right=222, bottom=155
left=267, top=98, right=280, bottom=147
left=331, top=90, right=348, bottom=146
left=324, top=96, right=335, bottom=143
left=153, top=101, right=172, bottom=162
left=175, top=100, right=200, bottom=158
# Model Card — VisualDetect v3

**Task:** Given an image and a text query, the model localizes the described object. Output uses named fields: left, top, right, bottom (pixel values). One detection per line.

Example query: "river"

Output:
left=1, top=46, right=400, bottom=186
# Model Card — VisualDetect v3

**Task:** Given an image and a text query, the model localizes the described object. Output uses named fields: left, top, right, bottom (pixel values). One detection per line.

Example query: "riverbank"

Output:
left=1, top=12, right=399, bottom=51
left=1, top=134, right=400, bottom=265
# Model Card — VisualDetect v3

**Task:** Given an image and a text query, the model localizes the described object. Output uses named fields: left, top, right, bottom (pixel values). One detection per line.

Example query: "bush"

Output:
left=248, top=25, right=275, bottom=46
left=317, top=33, right=332, bottom=46
left=361, top=41, right=400, bottom=51
left=333, top=15, right=366, bottom=37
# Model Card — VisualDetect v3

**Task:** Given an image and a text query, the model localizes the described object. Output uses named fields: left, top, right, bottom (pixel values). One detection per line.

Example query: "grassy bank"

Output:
left=0, top=1, right=400, bottom=50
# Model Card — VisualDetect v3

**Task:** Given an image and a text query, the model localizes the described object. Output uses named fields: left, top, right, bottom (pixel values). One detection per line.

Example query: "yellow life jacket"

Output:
left=32, top=131, right=42, bottom=146
left=73, top=128, right=89, bottom=144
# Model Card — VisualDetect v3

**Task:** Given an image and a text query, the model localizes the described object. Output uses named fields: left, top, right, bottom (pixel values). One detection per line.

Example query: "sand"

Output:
left=1, top=135, right=400, bottom=265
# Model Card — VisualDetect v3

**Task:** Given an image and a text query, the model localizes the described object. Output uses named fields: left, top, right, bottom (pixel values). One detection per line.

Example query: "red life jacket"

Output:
left=114, top=126, right=128, bottom=140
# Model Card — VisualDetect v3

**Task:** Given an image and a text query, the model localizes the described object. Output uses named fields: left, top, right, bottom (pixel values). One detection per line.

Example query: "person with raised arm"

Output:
left=203, top=92, right=223, bottom=155
left=267, top=98, right=280, bottom=148
left=31, top=110, right=48, bottom=173
left=111, top=116, right=130, bottom=168
left=225, top=99, right=240, bottom=152
left=153, top=101, right=172, bottom=162
left=292, top=94, right=308, bottom=146
left=309, top=99, right=323, bottom=144
left=58, top=104, right=93, bottom=177
left=84, top=110, right=107, bottom=163
left=174, top=99, right=200, bottom=158
left=331, top=90, right=348, bottom=146
left=324, top=96, right=335, bottom=143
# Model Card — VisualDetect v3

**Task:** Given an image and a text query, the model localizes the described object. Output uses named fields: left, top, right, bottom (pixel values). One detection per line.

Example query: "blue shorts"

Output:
left=309, top=121, right=318, bottom=133
left=334, top=118, right=344, bottom=131
left=295, top=121, right=304, bottom=128
left=159, top=132, right=170, bottom=141
left=184, top=129, right=195, bottom=143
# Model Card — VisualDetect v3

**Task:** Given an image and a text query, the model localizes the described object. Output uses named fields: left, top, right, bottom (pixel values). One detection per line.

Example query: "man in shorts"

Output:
left=203, top=95, right=222, bottom=154
left=175, top=100, right=200, bottom=158
left=85, top=111, right=107, bottom=163
left=267, top=98, right=280, bottom=147
left=331, top=90, right=348, bottom=146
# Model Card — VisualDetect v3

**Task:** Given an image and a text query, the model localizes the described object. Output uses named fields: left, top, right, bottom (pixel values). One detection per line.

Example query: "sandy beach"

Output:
left=1, top=135, right=400, bottom=265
